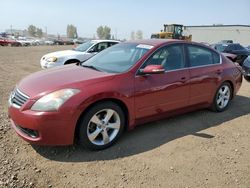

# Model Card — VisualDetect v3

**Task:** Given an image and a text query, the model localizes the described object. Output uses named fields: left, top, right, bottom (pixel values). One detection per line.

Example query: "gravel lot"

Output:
left=0, top=46, right=250, bottom=188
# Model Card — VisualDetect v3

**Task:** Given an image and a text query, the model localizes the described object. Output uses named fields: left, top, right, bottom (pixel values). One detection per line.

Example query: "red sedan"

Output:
left=8, top=40, right=242, bottom=150
left=0, top=37, right=21, bottom=46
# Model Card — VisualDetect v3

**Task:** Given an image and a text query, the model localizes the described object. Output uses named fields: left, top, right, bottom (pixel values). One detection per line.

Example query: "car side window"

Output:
left=213, top=52, right=221, bottom=64
left=89, top=42, right=109, bottom=53
left=142, top=45, right=185, bottom=71
left=108, top=42, right=118, bottom=47
left=97, top=42, right=109, bottom=52
left=187, top=45, right=215, bottom=67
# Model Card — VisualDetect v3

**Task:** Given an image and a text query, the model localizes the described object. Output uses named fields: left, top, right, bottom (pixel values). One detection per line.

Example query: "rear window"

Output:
left=213, top=51, right=221, bottom=64
left=187, top=45, right=220, bottom=67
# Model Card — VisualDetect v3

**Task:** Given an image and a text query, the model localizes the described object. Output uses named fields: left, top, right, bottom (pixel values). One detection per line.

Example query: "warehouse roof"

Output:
left=186, top=25, right=250, bottom=28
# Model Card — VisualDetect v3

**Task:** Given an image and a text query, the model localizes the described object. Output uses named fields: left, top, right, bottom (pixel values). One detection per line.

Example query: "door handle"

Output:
left=216, top=69, right=222, bottom=74
left=180, top=77, right=187, bottom=81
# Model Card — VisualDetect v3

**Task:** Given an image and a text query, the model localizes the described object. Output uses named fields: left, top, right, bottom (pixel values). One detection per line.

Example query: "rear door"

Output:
left=186, top=44, right=222, bottom=105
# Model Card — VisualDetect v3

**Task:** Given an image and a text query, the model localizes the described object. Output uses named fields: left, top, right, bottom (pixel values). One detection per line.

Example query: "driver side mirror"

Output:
left=138, top=65, right=165, bottom=75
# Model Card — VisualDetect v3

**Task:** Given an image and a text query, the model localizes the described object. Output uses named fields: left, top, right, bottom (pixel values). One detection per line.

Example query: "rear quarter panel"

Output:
left=220, top=55, right=242, bottom=96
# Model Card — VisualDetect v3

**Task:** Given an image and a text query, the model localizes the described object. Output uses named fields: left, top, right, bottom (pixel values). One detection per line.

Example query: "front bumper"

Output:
left=8, top=105, right=77, bottom=145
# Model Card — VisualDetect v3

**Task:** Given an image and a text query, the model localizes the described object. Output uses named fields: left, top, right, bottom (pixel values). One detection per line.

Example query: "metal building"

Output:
left=184, top=25, right=250, bottom=46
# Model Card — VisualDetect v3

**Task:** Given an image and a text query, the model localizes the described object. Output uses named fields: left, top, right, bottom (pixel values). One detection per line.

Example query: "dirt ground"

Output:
left=0, top=46, right=250, bottom=188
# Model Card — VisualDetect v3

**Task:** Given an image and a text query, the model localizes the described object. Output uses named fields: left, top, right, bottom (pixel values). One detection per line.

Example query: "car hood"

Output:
left=17, top=65, right=115, bottom=99
left=43, top=50, right=86, bottom=58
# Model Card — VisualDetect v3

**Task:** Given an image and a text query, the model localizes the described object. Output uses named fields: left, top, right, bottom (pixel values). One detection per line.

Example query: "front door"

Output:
left=134, top=44, right=190, bottom=119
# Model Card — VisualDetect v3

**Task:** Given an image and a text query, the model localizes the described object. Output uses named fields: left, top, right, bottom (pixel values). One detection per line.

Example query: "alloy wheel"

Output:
left=87, top=109, right=121, bottom=146
left=216, top=85, right=231, bottom=109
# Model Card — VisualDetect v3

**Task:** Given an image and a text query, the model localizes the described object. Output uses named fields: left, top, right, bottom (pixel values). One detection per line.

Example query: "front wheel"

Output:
left=78, top=102, right=125, bottom=150
left=211, top=82, right=232, bottom=112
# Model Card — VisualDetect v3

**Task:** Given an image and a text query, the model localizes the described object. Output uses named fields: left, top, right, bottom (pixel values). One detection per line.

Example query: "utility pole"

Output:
left=115, top=28, right=117, bottom=40
left=45, top=26, right=47, bottom=39
left=10, top=25, right=13, bottom=35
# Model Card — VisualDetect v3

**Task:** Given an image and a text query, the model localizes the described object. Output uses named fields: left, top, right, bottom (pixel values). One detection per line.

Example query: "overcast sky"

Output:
left=0, top=0, right=249, bottom=39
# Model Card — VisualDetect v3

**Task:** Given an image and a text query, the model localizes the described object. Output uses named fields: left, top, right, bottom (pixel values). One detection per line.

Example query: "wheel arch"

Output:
left=74, top=98, right=130, bottom=141
left=64, top=59, right=80, bottom=65
left=223, top=80, right=234, bottom=99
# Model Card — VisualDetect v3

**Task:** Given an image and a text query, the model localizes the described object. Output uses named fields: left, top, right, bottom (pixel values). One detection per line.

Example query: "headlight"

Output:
left=31, top=89, right=80, bottom=111
left=46, top=57, right=57, bottom=62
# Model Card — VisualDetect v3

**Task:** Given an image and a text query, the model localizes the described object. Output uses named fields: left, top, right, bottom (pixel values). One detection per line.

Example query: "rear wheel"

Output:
left=211, top=82, right=232, bottom=112
left=78, top=102, right=125, bottom=150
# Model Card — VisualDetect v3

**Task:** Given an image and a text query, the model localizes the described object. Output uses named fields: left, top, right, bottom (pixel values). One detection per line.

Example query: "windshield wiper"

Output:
left=81, top=64, right=101, bottom=71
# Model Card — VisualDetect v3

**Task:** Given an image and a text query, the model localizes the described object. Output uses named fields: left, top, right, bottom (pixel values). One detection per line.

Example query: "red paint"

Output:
left=0, top=38, right=20, bottom=46
left=8, top=40, right=242, bottom=145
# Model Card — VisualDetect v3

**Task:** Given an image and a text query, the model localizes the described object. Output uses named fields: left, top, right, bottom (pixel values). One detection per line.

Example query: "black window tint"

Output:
left=97, top=42, right=108, bottom=52
left=187, top=45, right=214, bottom=67
left=213, top=52, right=220, bottom=64
left=143, top=45, right=185, bottom=71
left=108, top=42, right=118, bottom=47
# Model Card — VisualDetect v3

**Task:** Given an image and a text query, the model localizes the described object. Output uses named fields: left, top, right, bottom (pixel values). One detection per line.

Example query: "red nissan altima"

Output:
left=8, top=40, right=242, bottom=150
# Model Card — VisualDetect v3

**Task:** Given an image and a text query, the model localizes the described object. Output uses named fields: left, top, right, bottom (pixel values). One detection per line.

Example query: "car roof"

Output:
left=125, top=39, right=179, bottom=46
left=91, top=39, right=120, bottom=43
left=124, top=39, right=210, bottom=49
left=229, top=43, right=241, bottom=45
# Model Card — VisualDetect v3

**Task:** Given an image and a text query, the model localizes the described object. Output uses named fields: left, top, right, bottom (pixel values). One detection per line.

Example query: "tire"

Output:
left=244, top=75, right=250, bottom=82
left=211, top=82, right=232, bottom=112
left=78, top=102, right=125, bottom=150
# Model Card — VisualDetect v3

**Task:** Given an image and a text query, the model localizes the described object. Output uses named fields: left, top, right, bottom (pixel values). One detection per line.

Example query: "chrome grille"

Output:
left=9, top=88, right=29, bottom=108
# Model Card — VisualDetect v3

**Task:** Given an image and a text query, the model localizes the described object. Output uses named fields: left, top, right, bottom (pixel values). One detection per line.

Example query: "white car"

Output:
left=40, top=40, right=120, bottom=69
left=16, top=39, right=32, bottom=46
left=44, top=40, right=55, bottom=45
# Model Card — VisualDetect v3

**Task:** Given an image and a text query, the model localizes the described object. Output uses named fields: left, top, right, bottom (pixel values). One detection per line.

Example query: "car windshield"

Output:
left=235, top=44, right=245, bottom=50
left=216, top=44, right=227, bottom=52
left=243, top=56, right=250, bottom=67
left=82, top=43, right=152, bottom=73
left=73, top=41, right=95, bottom=52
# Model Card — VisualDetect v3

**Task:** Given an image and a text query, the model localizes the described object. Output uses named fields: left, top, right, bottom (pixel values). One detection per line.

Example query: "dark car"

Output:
left=8, top=39, right=242, bottom=150
left=213, top=43, right=250, bottom=65
left=220, top=40, right=233, bottom=44
left=53, top=39, right=64, bottom=45
left=242, top=56, right=250, bottom=81
left=211, top=43, right=228, bottom=52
